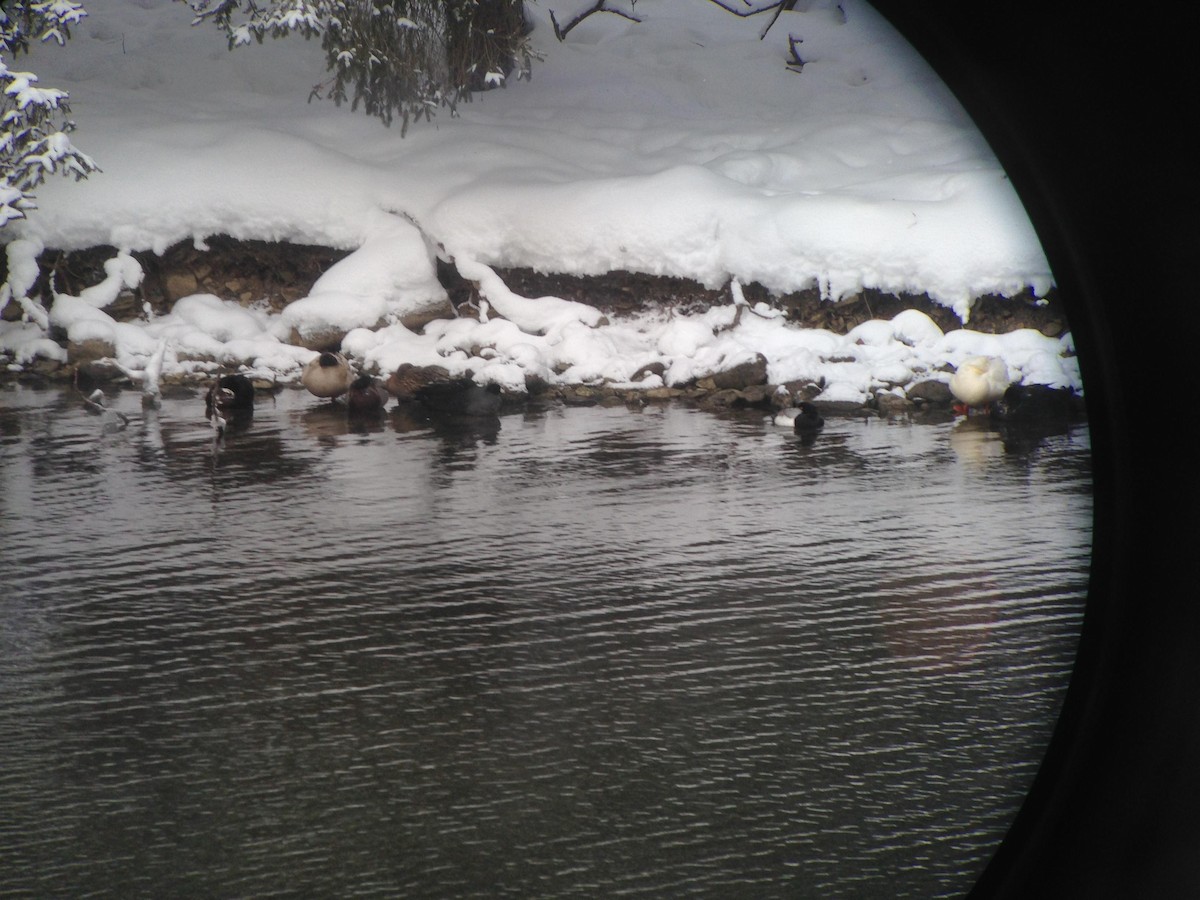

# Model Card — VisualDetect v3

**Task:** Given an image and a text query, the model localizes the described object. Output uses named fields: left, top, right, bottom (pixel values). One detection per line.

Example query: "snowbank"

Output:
left=1, top=0, right=1077, bottom=402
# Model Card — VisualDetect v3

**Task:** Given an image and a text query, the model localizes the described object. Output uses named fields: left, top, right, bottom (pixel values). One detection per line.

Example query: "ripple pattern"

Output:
left=0, top=387, right=1091, bottom=898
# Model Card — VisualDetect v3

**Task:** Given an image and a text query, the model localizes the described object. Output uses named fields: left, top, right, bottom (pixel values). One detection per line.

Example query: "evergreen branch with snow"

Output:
left=182, top=0, right=535, bottom=133
left=1, top=1, right=98, bottom=228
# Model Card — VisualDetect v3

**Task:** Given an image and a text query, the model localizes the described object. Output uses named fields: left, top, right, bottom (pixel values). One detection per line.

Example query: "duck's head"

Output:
left=346, top=373, right=389, bottom=413
left=302, top=351, right=354, bottom=399
left=206, top=373, right=255, bottom=414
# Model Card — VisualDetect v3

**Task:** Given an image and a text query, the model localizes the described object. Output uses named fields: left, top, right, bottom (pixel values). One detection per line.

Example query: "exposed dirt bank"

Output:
left=6, top=235, right=1068, bottom=337
left=2, top=236, right=1074, bottom=424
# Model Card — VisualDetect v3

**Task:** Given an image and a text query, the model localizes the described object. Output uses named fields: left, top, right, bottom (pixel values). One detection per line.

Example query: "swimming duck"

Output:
left=991, top=384, right=1078, bottom=423
left=949, top=356, right=1010, bottom=415
left=415, top=379, right=502, bottom=418
left=771, top=402, right=825, bottom=432
left=205, top=373, right=256, bottom=416
left=346, top=373, right=390, bottom=413
left=791, top=401, right=825, bottom=434
left=301, top=351, right=354, bottom=400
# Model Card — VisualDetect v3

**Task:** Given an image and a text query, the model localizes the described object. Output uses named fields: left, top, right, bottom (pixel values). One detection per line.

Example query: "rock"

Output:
left=696, top=389, right=746, bottom=409
left=694, top=384, right=777, bottom=411
left=706, top=353, right=769, bottom=390
left=766, top=385, right=794, bottom=409
left=642, top=386, right=684, bottom=400
left=875, top=391, right=912, bottom=417
left=68, top=336, right=117, bottom=366
left=74, top=358, right=125, bottom=385
left=163, top=271, right=199, bottom=300
left=778, top=378, right=824, bottom=404
left=524, top=371, right=552, bottom=395
left=29, top=356, right=64, bottom=376
left=287, top=324, right=349, bottom=352
left=1040, top=320, right=1064, bottom=337
left=906, top=379, right=953, bottom=404
left=739, top=384, right=775, bottom=405
left=822, top=400, right=876, bottom=418
left=399, top=297, right=456, bottom=332
left=107, top=290, right=144, bottom=322
left=561, top=385, right=601, bottom=405
left=631, top=361, right=666, bottom=382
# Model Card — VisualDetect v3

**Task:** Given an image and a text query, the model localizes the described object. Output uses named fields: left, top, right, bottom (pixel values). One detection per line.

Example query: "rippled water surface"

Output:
left=0, top=385, right=1091, bottom=898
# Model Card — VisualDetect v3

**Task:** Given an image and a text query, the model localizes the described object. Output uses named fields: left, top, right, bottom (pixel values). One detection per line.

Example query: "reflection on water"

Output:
left=0, top=384, right=1091, bottom=898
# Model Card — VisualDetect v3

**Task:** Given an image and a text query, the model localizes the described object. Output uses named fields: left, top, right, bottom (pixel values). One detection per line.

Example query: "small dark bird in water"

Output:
left=301, top=351, right=354, bottom=400
left=415, top=379, right=502, bottom=418
left=205, top=373, right=255, bottom=416
left=792, top=401, right=824, bottom=434
left=991, top=384, right=1077, bottom=423
left=346, top=373, right=390, bottom=413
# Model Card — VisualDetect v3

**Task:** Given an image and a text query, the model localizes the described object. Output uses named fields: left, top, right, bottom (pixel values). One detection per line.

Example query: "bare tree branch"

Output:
left=758, top=0, right=798, bottom=39
left=703, top=0, right=775, bottom=19
left=785, top=34, right=805, bottom=73
left=549, top=1, right=643, bottom=42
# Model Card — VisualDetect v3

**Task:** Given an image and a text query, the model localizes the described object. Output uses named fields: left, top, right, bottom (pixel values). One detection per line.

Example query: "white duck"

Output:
left=301, top=351, right=354, bottom=400
left=949, top=355, right=1011, bottom=414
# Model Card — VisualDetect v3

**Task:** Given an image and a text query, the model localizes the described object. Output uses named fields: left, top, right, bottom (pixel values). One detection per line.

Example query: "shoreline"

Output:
left=2, top=238, right=1079, bottom=423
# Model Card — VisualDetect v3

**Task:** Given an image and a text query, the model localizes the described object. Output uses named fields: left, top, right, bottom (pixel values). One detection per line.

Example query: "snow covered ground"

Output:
left=0, top=0, right=1079, bottom=404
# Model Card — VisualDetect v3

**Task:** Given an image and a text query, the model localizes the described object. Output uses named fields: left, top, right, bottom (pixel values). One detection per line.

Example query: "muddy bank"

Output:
left=8, top=236, right=1069, bottom=337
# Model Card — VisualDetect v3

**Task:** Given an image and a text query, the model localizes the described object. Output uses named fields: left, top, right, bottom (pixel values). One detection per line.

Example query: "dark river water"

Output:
left=0, top=384, right=1091, bottom=898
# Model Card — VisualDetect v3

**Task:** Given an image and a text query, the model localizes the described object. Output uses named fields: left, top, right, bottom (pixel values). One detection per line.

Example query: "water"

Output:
left=0, top=384, right=1091, bottom=898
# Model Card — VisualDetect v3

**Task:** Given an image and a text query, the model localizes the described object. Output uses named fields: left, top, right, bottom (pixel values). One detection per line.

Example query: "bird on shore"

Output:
left=301, top=351, right=354, bottom=400
left=346, top=373, right=390, bottom=413
left=949, top=356, right=1010, bottom=415
left=415, top=379, right=502, bottom=418
left=205, top=373, right=256, bottom=416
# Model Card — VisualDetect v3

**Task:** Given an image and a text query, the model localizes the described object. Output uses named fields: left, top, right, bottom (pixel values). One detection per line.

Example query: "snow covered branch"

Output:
left=182, top=0, right=534, bottom=132
left=548, top=1, right=642, bottom=42
left=1, top=2, right=98, bottom=228
left=182, top=0, right=322, bottom=46
left=785, top=34, right=805, bottom=72
left=702, top=0, right=843, bottom=41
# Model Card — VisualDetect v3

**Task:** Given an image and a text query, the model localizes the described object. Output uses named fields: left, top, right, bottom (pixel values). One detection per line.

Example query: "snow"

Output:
left=0, top=0, right=1079, bottom=403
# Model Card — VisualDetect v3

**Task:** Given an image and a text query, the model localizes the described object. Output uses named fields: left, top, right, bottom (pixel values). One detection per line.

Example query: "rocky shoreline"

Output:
left=2, top=236, right=1083, bottom=424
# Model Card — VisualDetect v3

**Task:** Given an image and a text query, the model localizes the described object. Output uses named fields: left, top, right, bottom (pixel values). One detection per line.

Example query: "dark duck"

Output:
left=777, top=403, right=825, bottom=439
left=346, top=373, right=390, bottom=413
left=415, top=379, right=502, bottom=418
left=990, top=384, right=1080, bottom=423
left=791, top=401, right=824, bottom=435
left=205, top=373, right=255, bottom=416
